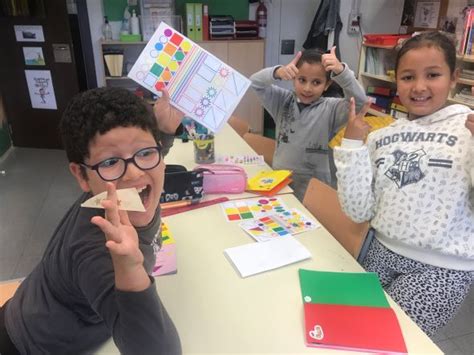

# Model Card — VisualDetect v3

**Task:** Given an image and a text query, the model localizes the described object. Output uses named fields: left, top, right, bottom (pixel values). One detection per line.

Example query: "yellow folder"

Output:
left=247, top=170, right=292, bottom=191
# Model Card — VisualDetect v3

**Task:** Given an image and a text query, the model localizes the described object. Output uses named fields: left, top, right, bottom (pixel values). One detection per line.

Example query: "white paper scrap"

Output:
left=224, top=236, right=311, bottom=278
left=81, top=188, right=145, bottom=212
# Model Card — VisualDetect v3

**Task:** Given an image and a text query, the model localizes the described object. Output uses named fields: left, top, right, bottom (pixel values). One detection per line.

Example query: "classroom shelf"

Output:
left=359, top=72, right=395, bottom=84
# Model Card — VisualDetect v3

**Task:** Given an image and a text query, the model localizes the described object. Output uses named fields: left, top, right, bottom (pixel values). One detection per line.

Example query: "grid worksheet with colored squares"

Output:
left=128, top=22, right=251, bottom=133
left=221, top=197, right=289, bottom=222
left=239, top=209, right=320, bottom=242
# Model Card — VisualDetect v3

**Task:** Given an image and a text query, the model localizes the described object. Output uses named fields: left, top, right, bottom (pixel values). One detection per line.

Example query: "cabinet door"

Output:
left=0, top=0, right=80, bottom=148
left=228, top=41, right=264, bottom=133
left=199, top=41, right=228, bottom=62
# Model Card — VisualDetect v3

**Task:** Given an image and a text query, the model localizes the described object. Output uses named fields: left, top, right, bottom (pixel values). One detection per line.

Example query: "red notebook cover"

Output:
left=304, top=303, right=407, bottom=354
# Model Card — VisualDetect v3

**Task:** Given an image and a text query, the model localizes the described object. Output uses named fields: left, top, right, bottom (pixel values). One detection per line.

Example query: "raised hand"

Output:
left=275, top=51, right=302, bottom=80
left=153, top=89, right=184, bottom=134
left=344, top=97, right=371, bottom=141
left=91, top=183, right=150, bottom=291
left=466, top=114, right=474, bottom=136
left=322, top=46, right=344, bottom=75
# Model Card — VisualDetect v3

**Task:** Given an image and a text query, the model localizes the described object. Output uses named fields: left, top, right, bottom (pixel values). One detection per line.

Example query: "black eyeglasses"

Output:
left=81, top=146, right=162, bottom=182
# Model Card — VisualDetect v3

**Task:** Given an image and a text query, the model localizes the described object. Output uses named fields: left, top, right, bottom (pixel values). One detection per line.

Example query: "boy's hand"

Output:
left=322, top=46, right=344, bottom=75
left=466, top=114, right=474, bottom=136
left=153, top=89, right=184, bottom=134
left=344, top=97, right=371, bottom=141
left=275, top=51, right=302, bottom=80
left=91, top=183, right=150, bottom=291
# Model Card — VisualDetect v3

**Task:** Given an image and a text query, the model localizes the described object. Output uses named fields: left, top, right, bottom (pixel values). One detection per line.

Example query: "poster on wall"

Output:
left=14, top=25, right=45, bottom=42
left=23, top=47, right=45, bottom=66
left=414, top=1, right=441, bottom=28
left=25, top=70, right=57, bottom=110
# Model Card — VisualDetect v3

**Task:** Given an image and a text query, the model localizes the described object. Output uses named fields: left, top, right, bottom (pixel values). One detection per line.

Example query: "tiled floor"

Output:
left=0, top=147, right=473, bottom=354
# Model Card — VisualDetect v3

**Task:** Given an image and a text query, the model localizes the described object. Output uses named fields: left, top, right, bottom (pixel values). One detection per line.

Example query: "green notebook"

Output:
left=298, top=269, right=389, bottom=308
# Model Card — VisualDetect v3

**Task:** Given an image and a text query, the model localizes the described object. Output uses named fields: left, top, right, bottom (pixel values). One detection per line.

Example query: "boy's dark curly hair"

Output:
left=296, top=48, right=331, bottom=81
left=60, top=87, right=160, bottom=165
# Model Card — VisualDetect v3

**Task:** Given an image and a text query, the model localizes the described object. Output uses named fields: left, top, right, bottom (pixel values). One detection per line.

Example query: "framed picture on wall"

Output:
left=414, top=1, right=441, bottom=28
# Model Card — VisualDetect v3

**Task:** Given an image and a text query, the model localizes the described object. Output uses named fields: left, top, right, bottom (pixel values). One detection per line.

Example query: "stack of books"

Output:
left=246, top=170, right=292, bottom=196
left=366, top=86, right=395, bottom=115
left=453, top=87, right=474, bottom=106
left=460, top=68, right=474, bottom=80
left=389, top=96, right=408, bottom=119
left=210, top=15, right=235, bottom=39
left=299, top=269, right=407, bottom=353
left=459, top=7, right=474, bottom=55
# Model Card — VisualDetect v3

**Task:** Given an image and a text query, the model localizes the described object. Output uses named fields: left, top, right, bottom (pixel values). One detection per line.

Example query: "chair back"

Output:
left=242, top=132, right=276, bottom=166
left=228, top=115, right=250, bottom=137
left=303, top=178, right=370, bottom=259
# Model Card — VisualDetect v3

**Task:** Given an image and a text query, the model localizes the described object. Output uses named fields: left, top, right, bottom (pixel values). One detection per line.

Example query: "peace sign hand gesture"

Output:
left=91, top=183, right=144, bottom=268
left=275, top=51, right=302, bottom=80
left=322, top=46, right=344, bottom=75
left=343, top=97, right=371, bottom=141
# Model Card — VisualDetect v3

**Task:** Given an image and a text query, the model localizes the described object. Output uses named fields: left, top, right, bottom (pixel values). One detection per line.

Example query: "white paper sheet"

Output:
left=224, top=236, right=311, bottom=278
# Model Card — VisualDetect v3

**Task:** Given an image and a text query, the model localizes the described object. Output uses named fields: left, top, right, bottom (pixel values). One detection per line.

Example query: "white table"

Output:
left=165, top=124, right=293, bottom=200
left=97, top=194, right=442, bottom=354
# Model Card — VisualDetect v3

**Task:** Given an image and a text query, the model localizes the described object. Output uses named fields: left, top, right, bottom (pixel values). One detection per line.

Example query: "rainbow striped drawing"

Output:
left=128, top=22, right=251, bottom=132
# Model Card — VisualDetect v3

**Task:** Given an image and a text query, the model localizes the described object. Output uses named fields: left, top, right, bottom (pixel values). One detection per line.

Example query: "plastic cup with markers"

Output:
left=193, top=134, right=215, bottom=164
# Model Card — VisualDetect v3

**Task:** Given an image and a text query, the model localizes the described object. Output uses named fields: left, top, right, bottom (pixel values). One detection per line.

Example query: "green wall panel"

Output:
left=175, top=0, right=249, bottom=20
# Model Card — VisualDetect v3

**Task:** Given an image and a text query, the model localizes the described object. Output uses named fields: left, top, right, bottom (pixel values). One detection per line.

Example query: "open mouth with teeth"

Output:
left=136, top=185, right=151, bottom=208
left=411, top=96, right=430, bottom=102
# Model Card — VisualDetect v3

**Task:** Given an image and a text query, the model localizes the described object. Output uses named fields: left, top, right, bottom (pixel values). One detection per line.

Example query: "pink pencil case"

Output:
left=194, top=164, right=247, bottom=194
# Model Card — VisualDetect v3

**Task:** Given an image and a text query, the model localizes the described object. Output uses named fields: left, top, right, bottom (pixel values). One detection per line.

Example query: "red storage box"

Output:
left=363, top=34, right=411, bottom=46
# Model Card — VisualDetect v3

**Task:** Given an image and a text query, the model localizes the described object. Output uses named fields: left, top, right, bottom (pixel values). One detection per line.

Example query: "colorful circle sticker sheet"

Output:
left=128, top=22, right=251, bottom=133
left=239, top=209, right=320, bottom=242
left=220, top=197, right=289, bottom=222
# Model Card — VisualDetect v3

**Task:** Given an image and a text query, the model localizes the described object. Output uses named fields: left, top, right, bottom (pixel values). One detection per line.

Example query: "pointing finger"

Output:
left=330, top=46, right=336, bottom=56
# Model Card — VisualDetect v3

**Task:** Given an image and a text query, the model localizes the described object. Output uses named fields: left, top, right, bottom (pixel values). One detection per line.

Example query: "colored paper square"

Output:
left=274, top=227, right=285, bottom=232
left=161, top=69, right=172, bottom=81
left=154, top=81, right=166, bottom=90
left=169, top=60, right=179, bottom=71
left=170, top=33, right=183, bottom=46
left=237, top=206, right=249, bottom=213
left=158, top=52, right=172, bottom=66
left=150, top=63, right=164, bottom=77
left=181, top=40, right=192, bottom=51
left=241, top=212, right=254, bottom=219
left=164, top=42, right=177, bottom=56
left=174, top=50, right=185, bottom=61
left=228, top=214, right=241, bottom=221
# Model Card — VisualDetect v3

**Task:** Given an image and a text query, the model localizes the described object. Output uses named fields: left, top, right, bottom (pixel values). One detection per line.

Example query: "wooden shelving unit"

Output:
left=357, top=42, right=398, bottom=117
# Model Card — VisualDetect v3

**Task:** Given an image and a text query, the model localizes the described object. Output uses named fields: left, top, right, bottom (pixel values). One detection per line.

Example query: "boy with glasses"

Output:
left=0, top=87, right=182, bottom=354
